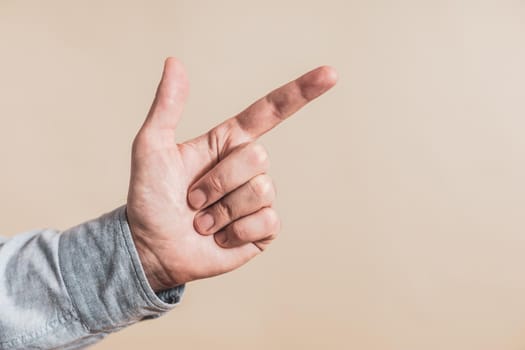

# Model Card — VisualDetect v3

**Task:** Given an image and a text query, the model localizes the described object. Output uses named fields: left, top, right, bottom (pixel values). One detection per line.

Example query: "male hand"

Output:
left=126, top=58, right=337, bottom=291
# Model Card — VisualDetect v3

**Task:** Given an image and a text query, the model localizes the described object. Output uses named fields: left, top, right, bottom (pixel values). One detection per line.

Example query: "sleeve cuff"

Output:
left=58, top=206, right=184, bottom=333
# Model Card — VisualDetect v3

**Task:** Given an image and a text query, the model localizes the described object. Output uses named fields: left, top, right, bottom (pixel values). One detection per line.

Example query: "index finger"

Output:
left=184, top=66, right=338, bottom=171
left=231, top=65, right=338, bottom=139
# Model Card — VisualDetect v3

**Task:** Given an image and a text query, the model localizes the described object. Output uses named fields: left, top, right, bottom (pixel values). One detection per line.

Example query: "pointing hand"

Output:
left=126, top=58, right=337, bottom=291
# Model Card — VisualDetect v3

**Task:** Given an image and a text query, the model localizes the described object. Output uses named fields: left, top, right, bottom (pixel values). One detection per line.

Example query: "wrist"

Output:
left=125, top=208, right=179, bottom=292
left=132, top=235, right=174, bottom=292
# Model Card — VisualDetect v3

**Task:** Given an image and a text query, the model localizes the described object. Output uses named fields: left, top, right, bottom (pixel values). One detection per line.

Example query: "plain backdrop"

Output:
left=1, top=1, right=525, bottom=349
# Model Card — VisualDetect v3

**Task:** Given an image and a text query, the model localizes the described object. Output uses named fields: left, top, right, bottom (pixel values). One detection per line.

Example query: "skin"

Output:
left=127, top=58, right=337, bottom=291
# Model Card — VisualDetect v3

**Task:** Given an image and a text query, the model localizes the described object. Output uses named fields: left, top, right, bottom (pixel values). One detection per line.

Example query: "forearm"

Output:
left=0, top=206, right=183, bottom=349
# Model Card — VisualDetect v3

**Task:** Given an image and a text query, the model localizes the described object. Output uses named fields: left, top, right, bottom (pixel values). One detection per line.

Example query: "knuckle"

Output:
left=250, top=174, right=275, bottom=200
left=258, top=217, right=280, bottom=247
left=266, top=219, right=280, bottom=242
left=206, top=123, right=230, bottom=161
left=214, top=200, right=234, bottom=222
left=247, top=143, right=269, bottom=168
left=266, top=91, right=291, bottom=120
left=230, top=221, right=247, bottom=242
left=263, top=208, right=280, bottom=232
left=207, top=172, right=225, bottom=195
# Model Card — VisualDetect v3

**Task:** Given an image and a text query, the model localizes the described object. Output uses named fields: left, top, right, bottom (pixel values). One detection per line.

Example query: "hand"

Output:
left=126, top=58, right=337, bottom=291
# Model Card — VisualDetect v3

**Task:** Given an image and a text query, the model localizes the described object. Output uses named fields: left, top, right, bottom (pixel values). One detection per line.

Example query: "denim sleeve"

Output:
left=0, top=206, right=184, bottom=349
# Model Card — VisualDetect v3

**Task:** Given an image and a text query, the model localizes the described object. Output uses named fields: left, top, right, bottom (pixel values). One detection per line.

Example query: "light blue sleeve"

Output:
left=0, top=206, right=184, bottom=349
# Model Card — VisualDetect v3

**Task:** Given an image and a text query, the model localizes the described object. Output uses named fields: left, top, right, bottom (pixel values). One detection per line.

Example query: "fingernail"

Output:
left=188, top=189, right=206, bottom=209
left=215, top=232, right=228, bottom=246
left=195, top=212, right=214, bottom=232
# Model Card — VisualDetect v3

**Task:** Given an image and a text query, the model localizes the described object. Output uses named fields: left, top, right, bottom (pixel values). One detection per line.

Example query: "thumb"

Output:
left=141, top=57, right=189, bottom=133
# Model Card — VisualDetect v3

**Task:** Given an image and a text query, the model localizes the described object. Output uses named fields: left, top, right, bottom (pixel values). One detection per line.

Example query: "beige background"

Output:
left=1, top=0, right=525, bottom=349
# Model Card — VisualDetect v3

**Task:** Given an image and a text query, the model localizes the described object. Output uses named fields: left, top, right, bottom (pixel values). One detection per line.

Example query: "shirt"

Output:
left=0, top=206, right=185, bottom=349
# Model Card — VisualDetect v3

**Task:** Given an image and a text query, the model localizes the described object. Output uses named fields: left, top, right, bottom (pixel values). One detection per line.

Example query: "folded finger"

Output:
left=188, top=142, right=269, bottom=210
left=215, top=207, right=280, bottom=249
left=194, top=174, right=276, bottom=235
